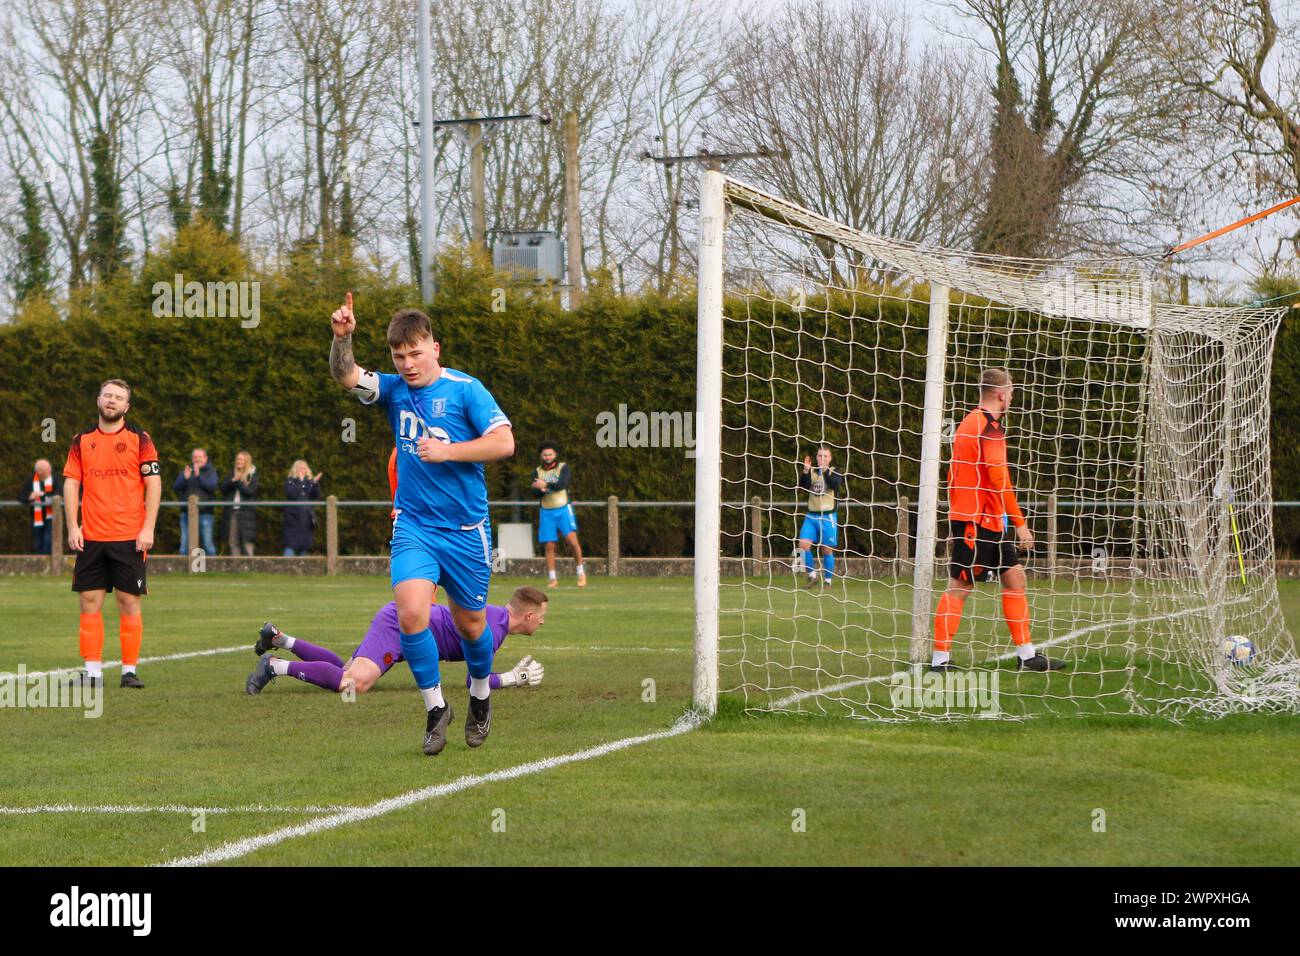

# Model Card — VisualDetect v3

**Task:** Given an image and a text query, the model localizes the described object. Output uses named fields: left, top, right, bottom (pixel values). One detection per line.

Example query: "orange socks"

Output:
left=78, top=610, right=143, bottom=675
left=1001, top=591, right=1031, bottom=646
left=78, top=612, right=105, bottom=662
left=933, top=589, right=1033, bottom=664
left=933, top=591, right=965, bottom=653
left=119, top=613, right=143, bottom=667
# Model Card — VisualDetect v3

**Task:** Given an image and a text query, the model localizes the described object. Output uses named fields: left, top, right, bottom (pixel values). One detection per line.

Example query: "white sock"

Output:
left=277, top=635, right=295, bottom=650
left=86, top=661, right=103, bottom=678
left=1017, top=644, right=1036, bottom=661
left=270, top=658, right=290, bottom=676
left=575, top=564, right=585, bottom=576
left=470, top=676, right=491, bottom=700
left=121, top=664, right=137, bottom=675
left=548, top=569, right=557, bottom=581
left=931, top=650, right=950, bottom=666
left=421, top=684, right=446, bottom=710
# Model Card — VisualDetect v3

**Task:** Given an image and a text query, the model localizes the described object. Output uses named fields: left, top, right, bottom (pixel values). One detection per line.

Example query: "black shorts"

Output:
left=948, top=521, right=1020, bottom=584
left=72, top=540, right=148, bottom=595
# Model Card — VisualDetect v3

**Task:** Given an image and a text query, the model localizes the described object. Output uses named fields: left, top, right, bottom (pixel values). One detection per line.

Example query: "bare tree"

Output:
left=146, top=0, right=268, bottom=238
left=1143, top=0, right=1300, bottom=272
left=0, top=0, right=160, bottom=289
left=617, top=0, right=727, bottom=294
left=717, top=0, right=986, bottom=283
left=952, top=0, right=1185, bottom=258
left=267, top=0, right=402, bottom=256
left=424, top=0, right=624, bottom=261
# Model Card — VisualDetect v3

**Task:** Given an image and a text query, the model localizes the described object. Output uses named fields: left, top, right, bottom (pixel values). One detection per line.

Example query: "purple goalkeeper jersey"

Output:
left=352, top=602, right=509, bottom=675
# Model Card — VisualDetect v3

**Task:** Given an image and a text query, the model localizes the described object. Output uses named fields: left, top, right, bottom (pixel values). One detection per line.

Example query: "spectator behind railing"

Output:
left=19, top=458, right=59, bottom=554
left=220, top=451, right=259, bottom=556
left=283, top=459, right=323, bottom=556
left=173, top=448, right=218, bottom=556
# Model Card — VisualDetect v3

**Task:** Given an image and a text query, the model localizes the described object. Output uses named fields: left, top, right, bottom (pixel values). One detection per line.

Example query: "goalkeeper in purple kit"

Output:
left=245, top=586, right=549, bottom=696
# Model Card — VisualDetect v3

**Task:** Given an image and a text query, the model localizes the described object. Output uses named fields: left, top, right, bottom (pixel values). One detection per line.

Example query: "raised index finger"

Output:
left=345, top=291, right=353, bottom=312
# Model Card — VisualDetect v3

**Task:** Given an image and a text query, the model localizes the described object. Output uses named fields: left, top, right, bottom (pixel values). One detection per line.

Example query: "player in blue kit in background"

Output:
left=797, top=446, right=844, bottom=588
left=532, top=441, right=586, bottom=588
left=329, top=293, right=515, bottom=755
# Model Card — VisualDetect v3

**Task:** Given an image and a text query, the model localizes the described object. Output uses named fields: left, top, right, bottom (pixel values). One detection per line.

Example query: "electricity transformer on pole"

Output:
left=418, top=111, right=552, bottom=287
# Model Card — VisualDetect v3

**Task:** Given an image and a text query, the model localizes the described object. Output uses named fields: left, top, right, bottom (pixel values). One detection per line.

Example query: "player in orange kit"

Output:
left=931, top=368, right=1064, bottom=673
left=388, top=446, right=398, bottom=521
left=62, top=379, right=163, bottom=688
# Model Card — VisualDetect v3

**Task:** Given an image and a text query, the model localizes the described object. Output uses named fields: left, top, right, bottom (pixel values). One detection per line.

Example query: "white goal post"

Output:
left=692, top=168, right=726, bottom=716
left=692, top=168, right=1300, bottom=721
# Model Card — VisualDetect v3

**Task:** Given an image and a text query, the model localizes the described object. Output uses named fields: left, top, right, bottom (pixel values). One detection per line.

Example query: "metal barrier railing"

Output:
left=6, top=496, right=1300, bottom=573
left=3, top=495, right=692, bottom=573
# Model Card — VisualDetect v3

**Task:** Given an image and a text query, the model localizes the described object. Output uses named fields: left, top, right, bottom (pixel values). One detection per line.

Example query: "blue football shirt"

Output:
left=360, top=367, right=510, bottom=530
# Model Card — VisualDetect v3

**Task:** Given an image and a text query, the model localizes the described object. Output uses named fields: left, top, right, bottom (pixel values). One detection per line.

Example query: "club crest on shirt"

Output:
left=429, top=398, right=447, bottom=417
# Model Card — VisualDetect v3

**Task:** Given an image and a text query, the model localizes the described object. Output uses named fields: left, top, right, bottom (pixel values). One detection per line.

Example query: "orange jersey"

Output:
left=63, top=423, right=160, bottom=541
left=946, top=409, right=1025, bottom=533
left=388, top=447, right=398, bottom=520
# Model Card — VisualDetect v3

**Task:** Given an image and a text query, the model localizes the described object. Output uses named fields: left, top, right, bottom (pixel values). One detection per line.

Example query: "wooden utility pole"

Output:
left=428, top=111, right=550, bottom=265
left=564, top=111, right=583, bottom=307
left=469, top=113, right=487, bottom=251
left=607, top=496, right=619, bottom=576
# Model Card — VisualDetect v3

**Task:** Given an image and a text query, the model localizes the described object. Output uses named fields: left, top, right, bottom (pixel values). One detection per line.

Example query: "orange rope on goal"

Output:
left=1164, top=195, right=1300, bottom=257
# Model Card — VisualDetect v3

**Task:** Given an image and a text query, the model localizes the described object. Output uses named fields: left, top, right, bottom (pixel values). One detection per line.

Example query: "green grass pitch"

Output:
left=0, top=573, right=1297, bottom=866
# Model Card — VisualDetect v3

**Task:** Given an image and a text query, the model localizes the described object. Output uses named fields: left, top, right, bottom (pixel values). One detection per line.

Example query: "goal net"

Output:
left=691, top=170, right=1300, bottom=721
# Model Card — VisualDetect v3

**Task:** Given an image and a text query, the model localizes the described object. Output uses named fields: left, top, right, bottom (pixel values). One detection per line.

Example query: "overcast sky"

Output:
left=700, top=0, right=1297, bottom=299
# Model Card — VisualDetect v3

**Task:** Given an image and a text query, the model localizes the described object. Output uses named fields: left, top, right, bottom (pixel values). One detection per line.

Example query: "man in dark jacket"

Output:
left=173, top=448, right=218, bottom=556
left=20, top=458, right=59, bottom=554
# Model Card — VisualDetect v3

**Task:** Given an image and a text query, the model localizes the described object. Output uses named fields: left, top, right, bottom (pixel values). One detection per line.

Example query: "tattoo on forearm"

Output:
left=330, top=334, right=356, bottom=382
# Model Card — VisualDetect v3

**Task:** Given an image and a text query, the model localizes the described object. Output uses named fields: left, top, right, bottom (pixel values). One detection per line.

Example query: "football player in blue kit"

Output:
left=329, top=292, right=515, bottom=756
left=798, top=446, right=844, bottom=588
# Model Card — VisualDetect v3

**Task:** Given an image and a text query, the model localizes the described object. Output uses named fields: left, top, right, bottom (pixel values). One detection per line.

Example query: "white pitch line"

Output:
left=0, top=804, right=358, bottom=815
left=1, top=642, right=691, bottom=684
left=526, top=644, right=685, bottom=653
left=0, top=645, right=250, bottom=683
left=760, top=598, right=1250, bottom=711
left=160, top=712, right=705, bottom=867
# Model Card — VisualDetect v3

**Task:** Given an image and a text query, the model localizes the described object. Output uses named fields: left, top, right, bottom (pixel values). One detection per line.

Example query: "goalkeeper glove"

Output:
left=498, top=655, right=545, bottom=688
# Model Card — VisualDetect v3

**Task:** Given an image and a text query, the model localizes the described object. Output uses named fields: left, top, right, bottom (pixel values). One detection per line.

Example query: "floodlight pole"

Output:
left=416, top=0, right=437, bottom=302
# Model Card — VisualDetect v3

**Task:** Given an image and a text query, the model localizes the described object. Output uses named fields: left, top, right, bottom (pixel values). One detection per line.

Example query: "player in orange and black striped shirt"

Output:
left=931, top=368, right=1064, bottom=673
left=62, top=379, right=162, bottom=689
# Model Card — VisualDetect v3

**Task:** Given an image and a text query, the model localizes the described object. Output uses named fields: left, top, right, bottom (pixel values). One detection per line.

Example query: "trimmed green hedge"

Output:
left=0, top=225, right=701, bottom=555
left=3, top=222, right=1298, bottom=557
